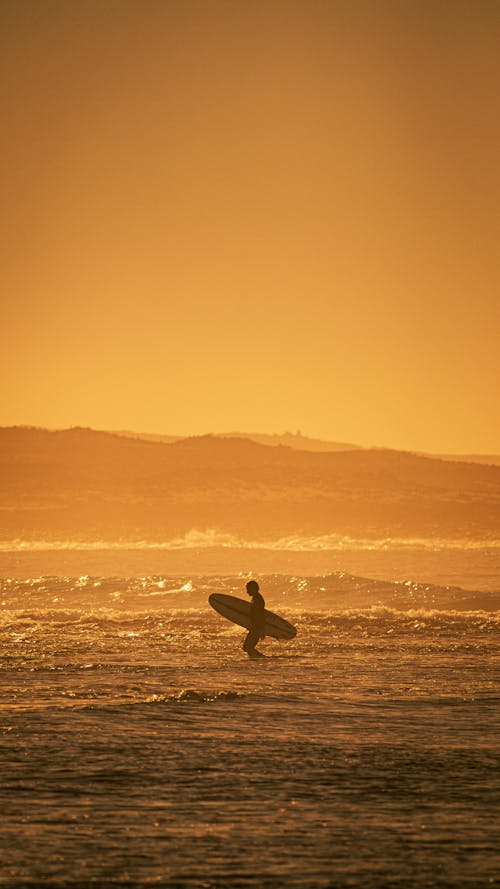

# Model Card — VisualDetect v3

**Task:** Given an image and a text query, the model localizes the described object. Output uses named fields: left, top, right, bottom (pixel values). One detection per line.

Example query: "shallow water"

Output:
left=1, top=566, right=499, bottom=887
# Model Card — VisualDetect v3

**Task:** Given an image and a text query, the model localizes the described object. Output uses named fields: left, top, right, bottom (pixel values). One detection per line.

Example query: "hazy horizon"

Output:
left=107, top=427, right=500, bottom=458
left=2, top=422, right=500, bottom=459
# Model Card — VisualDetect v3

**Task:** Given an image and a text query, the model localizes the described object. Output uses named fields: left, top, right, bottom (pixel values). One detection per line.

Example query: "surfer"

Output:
left=243, top=580, right=266, bottom=658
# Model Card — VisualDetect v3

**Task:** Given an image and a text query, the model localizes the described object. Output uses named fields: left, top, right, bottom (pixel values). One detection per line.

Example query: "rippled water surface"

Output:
left=1, top=566, right=499, bottom=888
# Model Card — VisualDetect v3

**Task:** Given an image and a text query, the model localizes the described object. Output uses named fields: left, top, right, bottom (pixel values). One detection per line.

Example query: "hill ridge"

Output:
left=5, top=425, right=499, bottom=465
left=0, top=426, right=498, bottom=543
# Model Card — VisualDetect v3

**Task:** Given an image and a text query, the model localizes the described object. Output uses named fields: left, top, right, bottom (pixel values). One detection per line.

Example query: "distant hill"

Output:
left=112, top=428, right=500, bottom=465
left=0, top=426, right=499, bottom=544
left=112, top=429, right=362, bottom=452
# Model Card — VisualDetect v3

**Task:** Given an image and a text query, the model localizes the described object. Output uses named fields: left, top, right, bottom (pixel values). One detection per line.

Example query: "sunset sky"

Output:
left=1, top=0, right=499, bottom=453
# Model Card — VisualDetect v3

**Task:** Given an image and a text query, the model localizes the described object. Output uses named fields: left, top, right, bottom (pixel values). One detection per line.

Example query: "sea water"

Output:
left=0, top=547, right=499, bottom=888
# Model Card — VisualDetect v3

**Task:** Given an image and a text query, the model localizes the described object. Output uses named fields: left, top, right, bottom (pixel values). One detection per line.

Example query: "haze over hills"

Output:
left=0, top=427, right=499, bottom=545
left=112, top=428, right=500, bottom=465
left=112, top=429, right=362, bottom=453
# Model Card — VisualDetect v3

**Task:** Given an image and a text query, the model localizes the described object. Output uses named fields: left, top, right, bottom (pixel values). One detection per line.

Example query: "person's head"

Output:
left=246, top=580, right=259, bottom=597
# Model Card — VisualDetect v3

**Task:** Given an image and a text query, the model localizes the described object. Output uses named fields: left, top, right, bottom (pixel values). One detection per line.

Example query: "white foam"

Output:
left=0, top=530, right=498, bottom=553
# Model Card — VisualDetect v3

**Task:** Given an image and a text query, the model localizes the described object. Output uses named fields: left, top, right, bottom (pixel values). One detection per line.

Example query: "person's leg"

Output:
left=243, top=627, right=260, bottom=656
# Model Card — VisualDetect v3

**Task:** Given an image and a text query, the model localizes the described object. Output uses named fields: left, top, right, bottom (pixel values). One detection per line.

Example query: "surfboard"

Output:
left=208, top=593, right=297, bottom=641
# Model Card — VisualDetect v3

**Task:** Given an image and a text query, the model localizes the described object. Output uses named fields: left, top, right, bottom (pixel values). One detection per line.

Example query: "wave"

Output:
left=2, top=606, right=497, bottom=628
left=1, top=529, right=499, bottom=552
left=1, top=568, right=498, bottom=615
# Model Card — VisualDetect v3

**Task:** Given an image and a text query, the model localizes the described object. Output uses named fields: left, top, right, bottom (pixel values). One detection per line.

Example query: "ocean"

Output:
left=1, top=544, right=499, bottom=888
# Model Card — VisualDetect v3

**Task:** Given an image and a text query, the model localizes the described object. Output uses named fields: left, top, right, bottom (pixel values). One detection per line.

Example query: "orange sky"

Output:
left=1, top=0, right=499, bottom=452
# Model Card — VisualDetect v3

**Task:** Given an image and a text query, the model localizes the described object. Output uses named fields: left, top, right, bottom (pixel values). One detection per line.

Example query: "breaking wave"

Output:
left=1, top=529, right=498, bottom=552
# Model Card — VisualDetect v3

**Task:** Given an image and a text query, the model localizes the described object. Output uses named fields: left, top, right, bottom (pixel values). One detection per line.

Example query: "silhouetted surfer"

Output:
left=243, top=580, right=266, bottom=658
